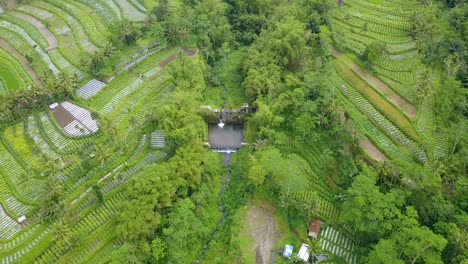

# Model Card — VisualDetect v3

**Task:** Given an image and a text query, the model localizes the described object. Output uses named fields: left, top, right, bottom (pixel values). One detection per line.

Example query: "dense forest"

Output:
left=0, top=0, right=466, bottom=263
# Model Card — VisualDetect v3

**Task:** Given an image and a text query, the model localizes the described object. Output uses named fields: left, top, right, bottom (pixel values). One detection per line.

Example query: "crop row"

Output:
left=0, top=224, right=40, bottom=252
left=0, top=226, right=52, bottom=263
left=112, top=0, right=147, bottom=21
left=102, top=151, right=167, bottom=193
left=331, top=20, right=414, bottom=58
left=0, top=140, right=46, bottom=202
left=33, top=194, right=124, bottom=264
left=330, top=19, right=413, bottom=54
left=0, top=14, right=48, bottom=50
left=3, top=124, right=43, bottom=169
left=43, top=0, right=109, bottom=47
left=332, top=9, right=411, bottom=38
left=416, top=95, right=435, bottom=139
left=335, top=60, right=419, bottom=139
left=0, top=22, right=59, bottom=75
left=76, top=0, right=119, bottom=25
left=29, top=2, right=98, bottom=54
left=340, top=83, right=426, bottom=162
left=16, top=4, right=86, bottom=72
left=36, top=113, right=93, bottom=154
left=99, top=67, right=163, bottom=114
left=319, top=225, right=357, bottom=264
left=0, top=53, right=31, bottom=92
left=433, top=116, right=450, bottom=159
left=26, top=116, right=60, bottom=160
left=346, top=0, right=414, bottom=23
left=109, top=73, right=168, bottom=122
left=96, top=0, right=122, bottom=21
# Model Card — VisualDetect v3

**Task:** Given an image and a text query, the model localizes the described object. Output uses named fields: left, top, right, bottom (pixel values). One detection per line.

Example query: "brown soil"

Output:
left=359, top=138, right=388, bottom=162
left=159, top=48, right=197, bottom=68
left=248, top=205, right=276, bottom=264
left=159, top=54, right=177, bottom=68
left=0, top=38, right=42, bottom=86
left=52, top=105, right=76, bottom=129
left=183, top=48, right=197, bottom=56
left=11, top=12, right=58, bottom=49
left=331, top=48, right=417, bottom=119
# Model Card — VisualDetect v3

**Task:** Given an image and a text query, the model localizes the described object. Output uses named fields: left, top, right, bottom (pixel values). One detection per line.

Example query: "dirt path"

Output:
left=332, top=48, right=417, bottom=119
left=11, top=11, right=57, bottom=49
left=159, top=48, right=197, bottom=68
left=359, top=138, right=388, bottom=162
left=248, top=205, right=276, bottom=264
left=0, top=39, right=42, bottom=86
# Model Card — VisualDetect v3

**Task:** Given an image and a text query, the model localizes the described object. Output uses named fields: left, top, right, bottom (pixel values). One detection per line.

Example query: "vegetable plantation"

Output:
left=0, top=0, right=466, bottom=263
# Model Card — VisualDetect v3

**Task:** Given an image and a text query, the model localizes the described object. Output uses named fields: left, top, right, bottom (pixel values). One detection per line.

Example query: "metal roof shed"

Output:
left=283, top=245, right=293, bottom=257
left=297, top=244, right=310, bottom=262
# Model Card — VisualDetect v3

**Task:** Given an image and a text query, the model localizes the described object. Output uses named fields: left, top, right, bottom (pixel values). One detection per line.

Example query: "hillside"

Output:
left=0, top=0, right=466, bottom=263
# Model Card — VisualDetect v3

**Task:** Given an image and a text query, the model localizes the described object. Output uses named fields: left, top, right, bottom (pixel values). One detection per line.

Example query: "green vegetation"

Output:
left=0, top=0, right=466, bottom=263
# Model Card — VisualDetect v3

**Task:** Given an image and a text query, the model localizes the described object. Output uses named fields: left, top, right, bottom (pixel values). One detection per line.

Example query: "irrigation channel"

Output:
left=195, top=123, right=244, bottom=263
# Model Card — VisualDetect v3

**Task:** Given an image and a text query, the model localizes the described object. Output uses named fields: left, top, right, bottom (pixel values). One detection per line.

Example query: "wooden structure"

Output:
left=308, top=219, right=321, bottom=239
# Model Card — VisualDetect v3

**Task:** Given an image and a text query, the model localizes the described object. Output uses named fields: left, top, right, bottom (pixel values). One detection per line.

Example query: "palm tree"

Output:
left=314, top=112, right=329, bottom=127
left=95, top=144, right=112, bottom=166
left=59, top=73, right=77, bottom=97
left=52, top=220, right=72, bottom=245
left=376, top=161, right=397, bottom=187
left=102, top=42, right=117, bottom=57
left=253, top=138, right=268, bottom=151
left=117, top=20, right=139, bottom=45
left=416, top=68, right=433, bottom=106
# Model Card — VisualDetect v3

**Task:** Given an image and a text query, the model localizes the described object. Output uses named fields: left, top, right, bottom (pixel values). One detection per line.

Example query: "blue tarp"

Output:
left=283, top=245, right=293, bottom=257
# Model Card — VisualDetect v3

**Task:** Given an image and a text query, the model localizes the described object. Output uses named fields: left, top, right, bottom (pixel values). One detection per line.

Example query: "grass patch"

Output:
left=210, top=48, right=249, bottom=108
left=0, top=65, right=20, bottom=93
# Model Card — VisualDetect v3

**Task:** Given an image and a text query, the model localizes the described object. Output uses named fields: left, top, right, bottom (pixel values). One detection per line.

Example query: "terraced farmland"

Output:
left=329, top=0, right=447, bottom=163
left=0, top=0, right=459, bottom=263
left=0, top=0, right=148, bottom=98
left=0, top=36, right=194, bottom=263
left=0, top=0, right=196, bottom=261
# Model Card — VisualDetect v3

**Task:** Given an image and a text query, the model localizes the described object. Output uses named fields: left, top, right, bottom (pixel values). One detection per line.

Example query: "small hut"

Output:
left=308, top=219, right=321, bottom=239
left=283, top=245, right=293, bottom=257
left=17, top=215, right=27, bottom=224
left=297, top=244, right=310, bottom=262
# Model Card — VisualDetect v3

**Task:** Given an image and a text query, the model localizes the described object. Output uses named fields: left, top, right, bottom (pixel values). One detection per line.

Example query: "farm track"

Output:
left=359, top=138, right=388, bottom=162
left=10, top=12, right=57, bottom=49
left=332, top=48, right=417, bottom=119
left=0, top=39, right=41, bottom=86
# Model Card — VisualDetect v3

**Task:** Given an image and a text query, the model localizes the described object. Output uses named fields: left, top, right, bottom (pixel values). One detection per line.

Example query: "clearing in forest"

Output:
left=247, top=204, right=277, bottom=264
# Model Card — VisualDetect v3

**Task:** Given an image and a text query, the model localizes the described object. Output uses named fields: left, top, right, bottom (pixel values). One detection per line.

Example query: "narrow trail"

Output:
left=332, top=48, right=417, bottom=119
left=11, top=11, right=58, bottom=49
left=0, top=39, right=42, bottom=86
left=70, top=164, right=123, bottom=205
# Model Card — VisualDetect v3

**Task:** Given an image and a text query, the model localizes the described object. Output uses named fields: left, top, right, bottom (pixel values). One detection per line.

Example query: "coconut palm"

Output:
left=95, top=144, right=112, bottom=166
left=116, top=20, right=140, bottom=45
left=102, top=42, right=117, bottom=57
